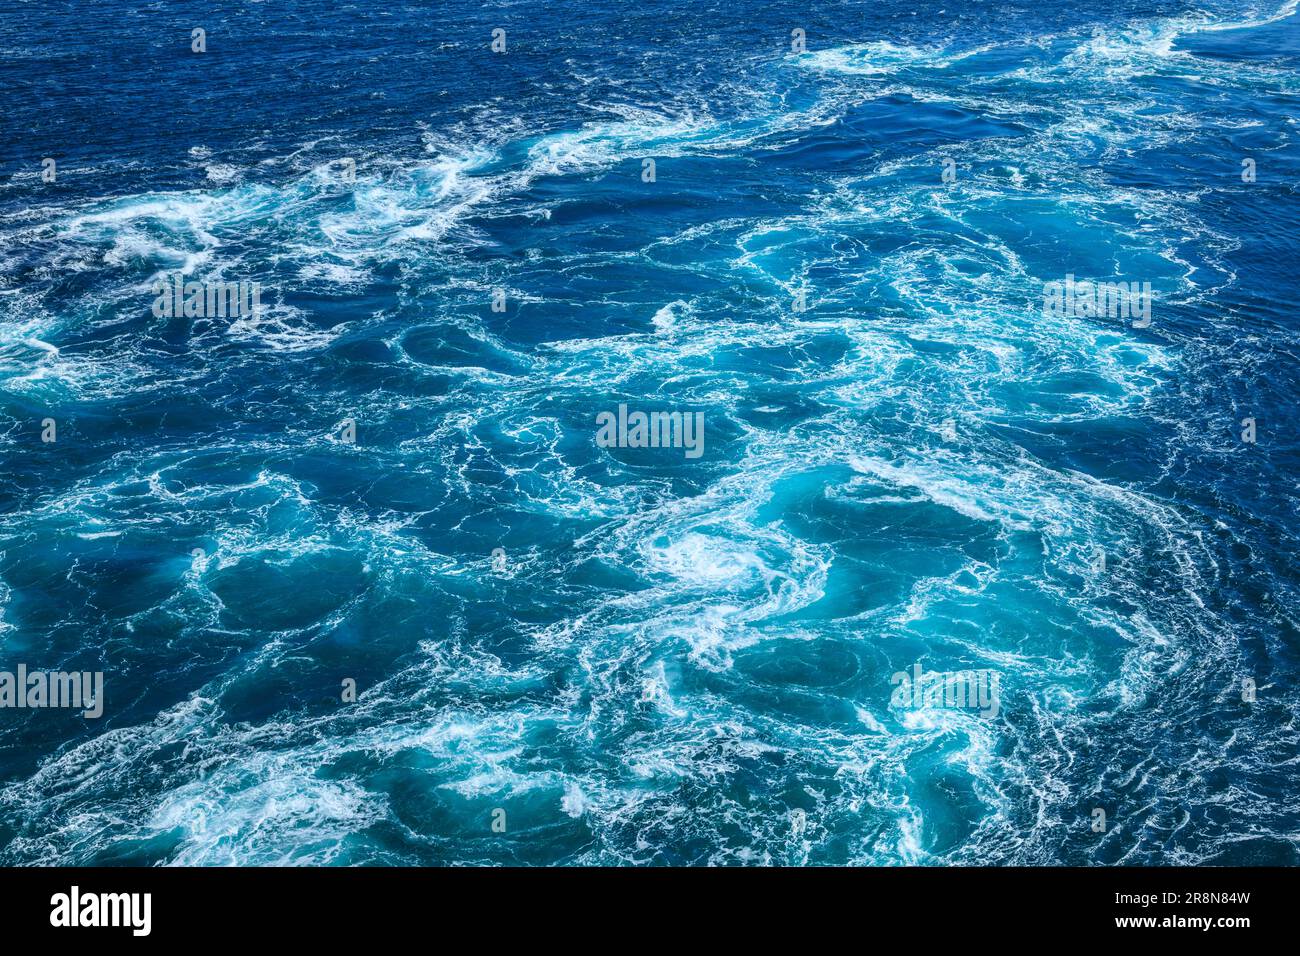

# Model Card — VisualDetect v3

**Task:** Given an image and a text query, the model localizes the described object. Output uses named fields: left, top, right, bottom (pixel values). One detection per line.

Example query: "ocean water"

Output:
left=0, top=0, right=1297, bottom=866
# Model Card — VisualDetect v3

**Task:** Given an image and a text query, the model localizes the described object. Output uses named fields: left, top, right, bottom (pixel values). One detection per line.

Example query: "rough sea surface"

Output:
left=0, top=0, right=1297, bottom=865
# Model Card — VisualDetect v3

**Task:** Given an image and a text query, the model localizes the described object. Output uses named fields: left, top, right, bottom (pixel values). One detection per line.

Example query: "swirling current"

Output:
left=0, top=0, right=1297, bottom=865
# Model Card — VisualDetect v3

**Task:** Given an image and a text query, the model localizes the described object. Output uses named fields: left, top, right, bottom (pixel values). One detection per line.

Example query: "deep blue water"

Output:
left=0, top=0, right=1297, bottom=865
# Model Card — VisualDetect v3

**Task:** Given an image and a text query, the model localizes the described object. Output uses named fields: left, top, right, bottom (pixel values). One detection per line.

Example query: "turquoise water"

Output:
left=0, top=0, right=1298, bottom=865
